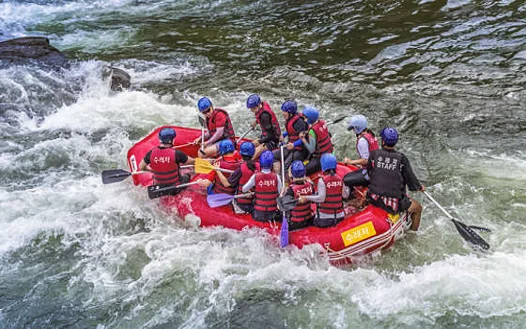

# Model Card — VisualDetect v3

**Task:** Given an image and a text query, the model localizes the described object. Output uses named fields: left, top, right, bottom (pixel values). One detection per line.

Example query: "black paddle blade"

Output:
left=101, top=169, right=131, bottom=184
left=277, top=195, right=297, bottom=212
left=451, top=218, right=490, bottom=251
left=468, top=225, right=492, bottom=233
left=148, top=185, right=179, bottom=199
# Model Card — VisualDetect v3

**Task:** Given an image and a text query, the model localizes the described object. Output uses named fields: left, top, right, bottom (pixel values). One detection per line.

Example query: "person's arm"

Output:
left=215, top=169, right=232, bottom=187
left=205, top=126, right=225, bottom=145
left=401, top=154, right=423, bottom=191
left=304, top=179, right=326, bottom=203
left=139, top=150, right=153, bottom=171
left=242, top=173, right=256, bottom=193
left=344, top=138, right=369, bottom=167
left=302, top=129, right=317, bottom=154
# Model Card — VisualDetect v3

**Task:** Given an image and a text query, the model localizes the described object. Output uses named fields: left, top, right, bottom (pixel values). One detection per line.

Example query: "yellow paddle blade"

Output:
left=194, top=158, right=215, bottom=174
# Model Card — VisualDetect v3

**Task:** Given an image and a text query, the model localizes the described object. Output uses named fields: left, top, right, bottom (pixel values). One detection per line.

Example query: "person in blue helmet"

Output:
left=197, top=139, right=241, bottom=195
left=243, top=150, right=283, bottom=222
left=366, top=127, right=425, bottom=231
left=284, top=160, right=314, bottom=230
left=139, top=127, right=195, bottom=192
left=272, top=100, right=309, bottom=176
left=300, top=106, right=334, bottom=176
left=193, top=97, right=236, bottom=158
left=300, top=153, right=350, bottom=227
left=246, top=94, right=281, bottom=160
left=342, top=115, right=379, bottom=200
left=214, top=141, right=260, bottom=214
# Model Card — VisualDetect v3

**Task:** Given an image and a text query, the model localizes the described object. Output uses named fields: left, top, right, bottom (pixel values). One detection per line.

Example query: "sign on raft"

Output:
left=341, top=221, right=377, bottom=246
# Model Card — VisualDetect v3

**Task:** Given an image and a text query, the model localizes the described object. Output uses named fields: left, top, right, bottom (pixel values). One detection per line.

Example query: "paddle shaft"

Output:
left=423, top=191, right=454, bottom=220
left=236, top=126, right=255, bottom=140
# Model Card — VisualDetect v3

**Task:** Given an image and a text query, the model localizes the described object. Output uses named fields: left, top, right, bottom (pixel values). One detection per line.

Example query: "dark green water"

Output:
left=1, top=0, right=525, bottom=328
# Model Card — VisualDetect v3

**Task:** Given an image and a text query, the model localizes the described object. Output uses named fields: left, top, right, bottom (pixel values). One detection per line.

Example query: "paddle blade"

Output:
left=451, top=218, right=490, bottom=250
left=280, top=215, right=289, bottom=248
left=207, top=193, right=235, bottom=208
left=101, top=169, right=131, bottom=184
left=195, top=158, right=215, bottom=174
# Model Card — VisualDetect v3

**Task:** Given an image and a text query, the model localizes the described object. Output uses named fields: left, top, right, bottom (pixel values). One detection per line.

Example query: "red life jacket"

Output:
left=206, top=108, right=235, bottom=143
left=150, top=147, right=180, bottom=186
left=256, top=102, right=281, bottom=142
left=310, top=119, right=333, bottom=158
left=286, top=114, right=305, bottom=151
left=236, top=161, right=260, bottom=206
left=289, top=182, right=314, bottom=222
left=356, top=131, right=379, bottom=155
left=318, top=174, right=344, bottom=215
left=253, top=172, right=279, bottom=212
left=212, top=158, right=241, bottom=195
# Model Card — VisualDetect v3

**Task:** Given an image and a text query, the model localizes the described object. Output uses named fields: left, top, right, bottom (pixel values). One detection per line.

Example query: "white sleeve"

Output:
left=356, top=137, right=370, bottom=159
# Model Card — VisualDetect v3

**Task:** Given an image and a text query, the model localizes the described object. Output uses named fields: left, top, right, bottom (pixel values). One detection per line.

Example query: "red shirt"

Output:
left=206, top=155, right=237, bottom=181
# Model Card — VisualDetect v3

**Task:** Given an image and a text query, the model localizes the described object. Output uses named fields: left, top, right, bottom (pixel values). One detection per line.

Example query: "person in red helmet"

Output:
left=366, top=127, right=425, bottom=231
left=193, top=97, right=236, bottom=158
left=246, top=94, right=281, bottom=160
left=139, top=127, right=194, bottom=192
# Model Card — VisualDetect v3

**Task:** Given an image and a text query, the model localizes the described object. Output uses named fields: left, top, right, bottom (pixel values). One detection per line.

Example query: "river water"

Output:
left=1, top=0, right=525, bottom=328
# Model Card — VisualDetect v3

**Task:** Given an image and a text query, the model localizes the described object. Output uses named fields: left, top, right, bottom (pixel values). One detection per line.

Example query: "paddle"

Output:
left=423, top=191, right=490, bottom=250
left=147, top=181, right=200, bottom=199
left=101, top=169, right=145, bottom=184
left=279, top=145, right=289, bottom=248
left=236, top=126, right=255, bottom=141
left=101, top=166, right=193, bottom=184
left=194, top=158, right=235, bottom=174
left=207, top=192, right=254, bottom=208
left=198, top=113, right=206, bottom=155
left=327, top=115, right=347, bottom=126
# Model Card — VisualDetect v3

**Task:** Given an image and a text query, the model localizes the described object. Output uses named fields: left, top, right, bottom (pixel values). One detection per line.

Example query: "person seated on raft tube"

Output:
left=342, top=115, right=379, bottom=199
left=139, top=127, right=195, bottom=191
left=272, top=100, right=309, bottom=176
left=299, top=153, right=350, bottom=228
left=299, top=106, right=334, bottom=176
left=284, top=160, right=315, bottom=231
left=197, top=139, right=241, bottom=195
left=366, top=127, right=425, bottom=231
left=242, top=150, right=283, bottom=222
left=246, top=94, right=281, bottom=161
left=213, top=141, right=260, bottom=214
left=193, top=97, right=236, bottom=159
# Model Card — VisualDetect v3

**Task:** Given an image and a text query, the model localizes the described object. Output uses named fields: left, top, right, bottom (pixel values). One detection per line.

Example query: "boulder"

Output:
left=0, top=36, right=69, bottom=67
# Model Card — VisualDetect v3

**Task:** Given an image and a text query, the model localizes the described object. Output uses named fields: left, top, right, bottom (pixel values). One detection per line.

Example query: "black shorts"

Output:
left=264, top=140, right=278, bottom=151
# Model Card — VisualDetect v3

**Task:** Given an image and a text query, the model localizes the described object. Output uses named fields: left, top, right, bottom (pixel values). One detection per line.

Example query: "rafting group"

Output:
left=137, top=94, right=426, bottom=232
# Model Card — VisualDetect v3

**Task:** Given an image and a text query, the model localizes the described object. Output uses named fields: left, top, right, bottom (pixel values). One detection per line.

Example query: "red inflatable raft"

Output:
left=127, top=126, right=411, bottom=265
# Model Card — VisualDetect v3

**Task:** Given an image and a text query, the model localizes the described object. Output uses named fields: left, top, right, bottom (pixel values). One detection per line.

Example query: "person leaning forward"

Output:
left=197, top=139, right=241, bottom=195
left=246, top=94, right=281, bottom=160
left=139, top=127, right=195, bottom=192
left=300, top=106, right=334, bottom=176
left=214, top=141, right=260, bottom=214
left=272, top=100, right=309, bottom=176
left=193, top=97, right=236, bottom=158
left=366, top=127, right=425, bottom=231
